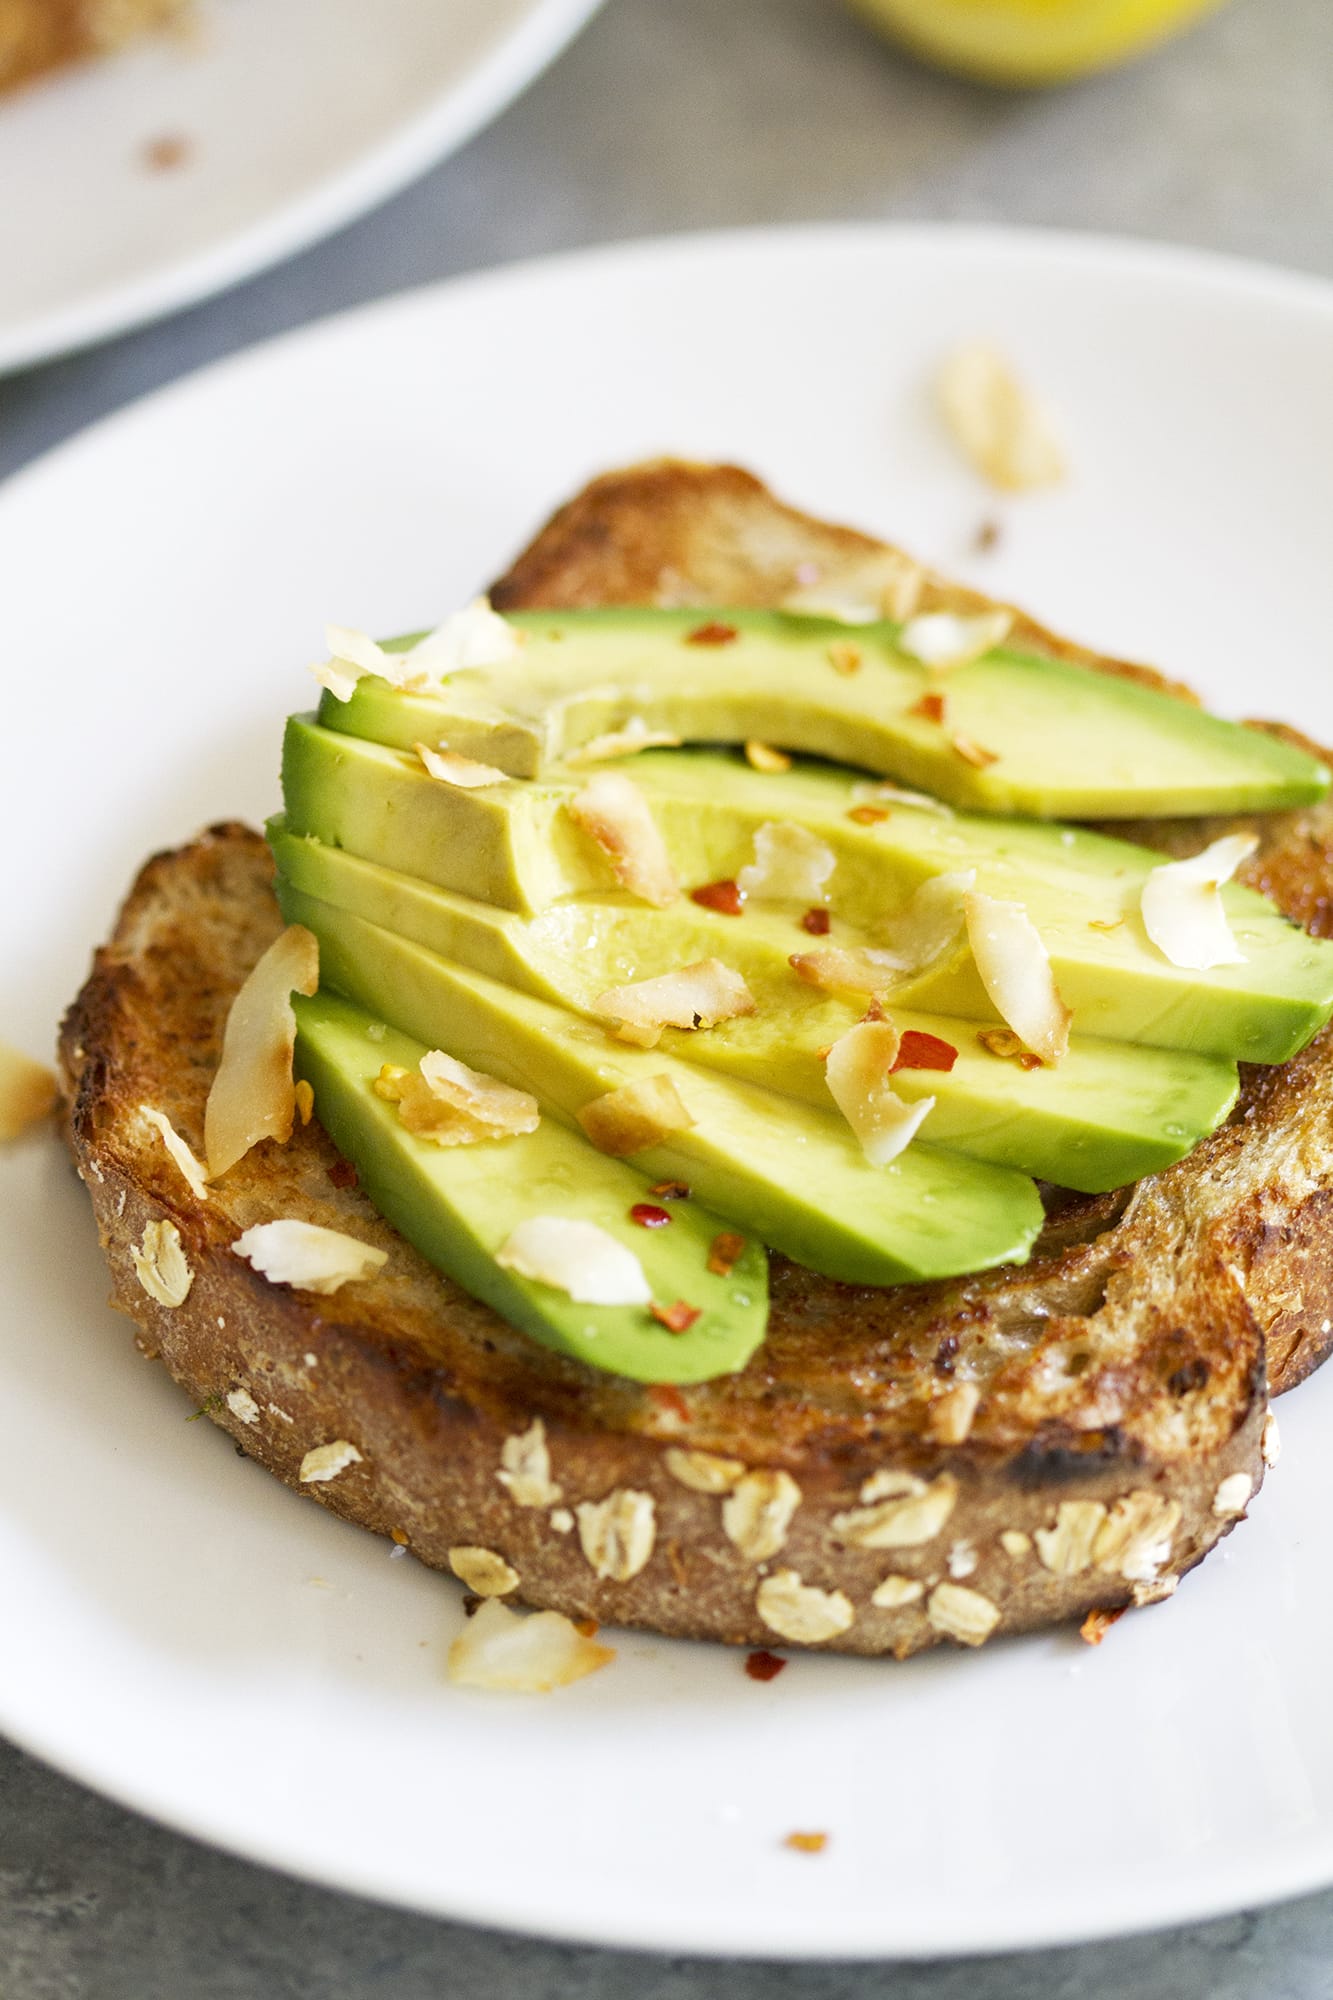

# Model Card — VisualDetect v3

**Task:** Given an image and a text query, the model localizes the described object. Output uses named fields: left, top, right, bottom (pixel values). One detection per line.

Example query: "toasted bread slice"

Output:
left=59, top=462, right=1333, bottom=1656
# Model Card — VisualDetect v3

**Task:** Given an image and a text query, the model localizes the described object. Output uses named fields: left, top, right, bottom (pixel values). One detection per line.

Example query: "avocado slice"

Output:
left=270, top=821, right=1241, bottom=1193
left=318, top=608, right=1329, bottom=818
left=279, top=885, right=1045, bottom=1286
left=293, top=992, right=768, bottom=1384
left=282, top=721, right=1333, bottom=1063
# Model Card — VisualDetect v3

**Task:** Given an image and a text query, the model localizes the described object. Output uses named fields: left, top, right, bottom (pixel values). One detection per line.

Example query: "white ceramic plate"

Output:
left=0, top=0, right=602, bottom=375
left=4, top=226, right=1333, bottom=1960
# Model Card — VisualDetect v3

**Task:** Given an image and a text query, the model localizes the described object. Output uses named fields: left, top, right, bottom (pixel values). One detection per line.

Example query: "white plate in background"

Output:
left=3, top=226, right=1333, bottom=1958
left=0, top=0, right=603, bottom=374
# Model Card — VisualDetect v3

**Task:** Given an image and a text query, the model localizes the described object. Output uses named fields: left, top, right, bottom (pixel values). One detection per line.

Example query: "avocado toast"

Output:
left=58, top=460, right=1333, bottom=1656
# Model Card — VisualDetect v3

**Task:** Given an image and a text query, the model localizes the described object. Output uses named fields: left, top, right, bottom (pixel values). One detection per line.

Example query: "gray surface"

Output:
left=5, top=0, right=1333, bottom=1990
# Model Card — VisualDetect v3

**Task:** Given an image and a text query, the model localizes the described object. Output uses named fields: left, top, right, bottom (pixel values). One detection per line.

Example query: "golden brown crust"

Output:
left=0, top=0, right=180, bottom=93
left=59, top=459, right=1333, bottom=1655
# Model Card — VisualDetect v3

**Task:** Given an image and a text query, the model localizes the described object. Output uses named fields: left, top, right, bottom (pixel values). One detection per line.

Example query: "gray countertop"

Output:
left=6, top=0, right=1333, bottom=1991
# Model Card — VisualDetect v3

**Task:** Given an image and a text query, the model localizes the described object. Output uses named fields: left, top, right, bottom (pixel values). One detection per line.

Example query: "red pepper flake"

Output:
left=630, top=1202, right=673, bottom=1229
left=686, top=621, right=739, bottom=647
left=574, top=1616, right=601, bottom=1638
left=952, top=733, right=1000, bottom=769
left=327, top=1157, right=358, bottom=1189
left=1018, top=1051, right=1044, bottom=1071
left=892, top=1030, right=959, bottom=1074
left=1080, top=1606, right=1125, bottom=1647
left=651, top=1299, right=702, bottom=1334
left=649, top=1383, right=691, bottom=1422
left=847, top=804, right=889, bottom=826
left=801, top=906, right=831, bottom=936
left=691, top=877, right=745, bottom=916
left=649, top=1180, right=690, bottom=1201
left=744, top=1649, right=787, bottom=1682
left=707, top=1230, right=746, bottom=1277
left=784, top=1831, right=829, bottom=1855
left=910, top=691, right=947, bottom=725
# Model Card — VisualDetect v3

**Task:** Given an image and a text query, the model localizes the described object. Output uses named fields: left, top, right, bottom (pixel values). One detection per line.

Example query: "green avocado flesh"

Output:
left=293, top=992, right=768, bottom=1384
left=278, top=885, right=1046, bottom=1287
left=282, top=719, right=1333, bottom=1063
left=317, top=608, right=1330, bottom=818
left=270, top=821, right=1241, bottom=1193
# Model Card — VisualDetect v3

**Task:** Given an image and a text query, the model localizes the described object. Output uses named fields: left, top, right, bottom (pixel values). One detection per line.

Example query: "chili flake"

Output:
left=1080, top=1606, right=1125, bottom=1647
left=651, top=1300, right=702, bottom=1334
left=707, top=1231, right=746, bottom=1277
left=649, top=1383, right=691, bottom=1422
left=328, top=1157, right=358, bottom=1189
left=686, top=621, right=739, bottom=647
left=847, top=804, right=889, bottom=826
left=630, top=1203, right=673, bottom=1229
left=744, top=1649, right=787, bottom=1682
left=801, top=906, right=831, bottom=936
left=910, top=691, right=947, bottom=725
left=691, top=878, right=745, bottom=916
left=649, top=1180, right=691, bottom=1201
left=892, top=1030, right=958, bottom=1074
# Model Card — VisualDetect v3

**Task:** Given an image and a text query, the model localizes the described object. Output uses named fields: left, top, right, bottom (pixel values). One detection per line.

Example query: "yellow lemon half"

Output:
left=851, top=0, right=1229, bottom=85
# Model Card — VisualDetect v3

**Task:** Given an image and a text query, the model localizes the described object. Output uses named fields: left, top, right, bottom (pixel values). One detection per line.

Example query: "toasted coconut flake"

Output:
left=744, top=739, right=792, bottom=774
left=577, top=1075, right=695, bottom=1156
left=936, top=342, right=1065, bottom=492
left=204, top=926, right=319, bottom=1180
left=824, top=1020, right=934, bottom=1167
left=299, top=1439, right=363, bottom=1484
left=928, top=1581, right=1001, bottom=1646
left=447, top=1597, right=614, bottom=1693
left=448, top=1546, right=520, bottom=1596
left=736, top=821, right=835, bottom=905
left=790, top=945, right=897, bottom=997
left=415, top=742, right=511, bottom=789
left=377, top=1051, right=539, bottom=1147
left=756, top=1569, right=854, bottom=1645
left=591, top=959, right=755, bottom=1049
left=568, top=772, right=679, bottom=908
left=233, top=1219, right=387, bottom=1295
left=722, top=1470, right=802, bottom=1562
left=496, top=1216, right=651, bottom=1306
left=964, top=891, right=1071, bottom=1066
left=498, top=1418, right=562, bottom=1507
left=879, top=870, right=974, bottom=974
left=310, top=624, right=395, bottom=701
left=569, top=718, right=682, bottom=764
left=131, top=1218, right=193, bottom=1308
left=141, top=1107, right=209, bottom=1200
left=850, top=781, right=953, bottom=817
left=0, top=1041, right=58, bottom=1141
left=779, top=586, right=879, bottom=625
left=898, top=609, right=1013, bottom=671
left=398, top=597, right=520, bottom=684
left=665, top=1448, right=745, bottom=1494
left=1141, top=834, right=1258, bottom=971
left=576, top=1488, right=657, bottom=1581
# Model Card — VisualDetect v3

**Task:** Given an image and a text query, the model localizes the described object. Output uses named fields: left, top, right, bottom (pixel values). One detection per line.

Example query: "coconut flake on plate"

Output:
left=964, top=891, right=1072, bottom=1065
left=141, top=1106, right=209, bottom=1200
left=736, top=822, right=835, bottom=905
left=936, top=342, right=1066, bottom=492
left=824, top=1019, right=935, bottom=1166
left=0, top=1041, right=57, bottom=1142
left=232, top=1219, right=388, bottom=1294
left=567, top=772, right=679, bottom=908
left=396, top=596, right=521, bottom=685
left=1140, top=834, right=1258, bottom=971
left=568, top=718, right=683, bottom=764
left=495, top=1216, right=652, bottom=1306
left=447, top=1597, right=614, bottom=1693
left=577, top=1075, right=696, bottom=1156
left=203, top=925, right=319, bottom=1180
left=415, top=742, right=511, bottom=789
left=897, top=609, right=1013, bottom=671
left=591, top=960, right=756, bottom=1049
left=375, top=1053, right=538, bottom=1146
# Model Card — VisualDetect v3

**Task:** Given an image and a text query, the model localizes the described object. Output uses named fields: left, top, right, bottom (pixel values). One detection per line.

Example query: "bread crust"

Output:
left=61, top=460, right=1333, bottom=1656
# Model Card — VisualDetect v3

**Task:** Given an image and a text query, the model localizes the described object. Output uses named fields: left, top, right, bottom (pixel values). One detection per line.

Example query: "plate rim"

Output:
left=0, top=0, right=605, bottom=378
left=6, top=219, right=1333, bottom=1959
